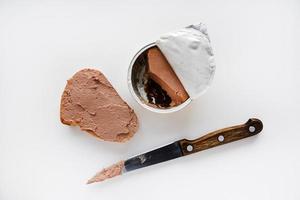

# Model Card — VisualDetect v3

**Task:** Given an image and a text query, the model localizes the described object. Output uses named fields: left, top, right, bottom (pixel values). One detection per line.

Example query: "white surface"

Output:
left=157, top=23, right=216, bottom=99
left=0, top=0, right=299, bottom=199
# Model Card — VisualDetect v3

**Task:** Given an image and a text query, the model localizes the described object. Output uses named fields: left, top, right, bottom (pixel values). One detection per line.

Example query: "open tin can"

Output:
left=127, top=24, right=215, bottom=113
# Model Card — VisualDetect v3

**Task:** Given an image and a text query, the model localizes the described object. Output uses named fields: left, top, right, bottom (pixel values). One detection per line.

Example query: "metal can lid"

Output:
left=156, top=23, right=216, bottom=100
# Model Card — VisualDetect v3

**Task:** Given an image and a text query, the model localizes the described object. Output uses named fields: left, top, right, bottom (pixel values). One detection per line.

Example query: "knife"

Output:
left=87, top=118, right=263, bottom=184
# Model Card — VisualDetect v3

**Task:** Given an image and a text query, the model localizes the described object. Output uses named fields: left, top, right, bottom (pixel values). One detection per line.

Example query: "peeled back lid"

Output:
left=155, top=23, right=216, bottom=100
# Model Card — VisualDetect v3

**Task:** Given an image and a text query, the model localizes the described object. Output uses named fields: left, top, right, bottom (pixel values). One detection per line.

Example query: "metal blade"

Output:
left=123, top=141, right=183, bottom=173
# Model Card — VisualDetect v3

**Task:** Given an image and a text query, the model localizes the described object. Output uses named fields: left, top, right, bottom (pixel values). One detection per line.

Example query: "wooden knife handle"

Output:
left=179, top=118, right=263, bottom=156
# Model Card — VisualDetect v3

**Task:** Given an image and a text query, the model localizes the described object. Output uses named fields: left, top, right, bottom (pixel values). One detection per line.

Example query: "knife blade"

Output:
left=87, top=118, right=263, bottom=184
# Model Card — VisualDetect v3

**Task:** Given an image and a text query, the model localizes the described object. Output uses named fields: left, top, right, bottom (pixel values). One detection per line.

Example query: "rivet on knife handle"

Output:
left=179, top=118, right=263, bottom=155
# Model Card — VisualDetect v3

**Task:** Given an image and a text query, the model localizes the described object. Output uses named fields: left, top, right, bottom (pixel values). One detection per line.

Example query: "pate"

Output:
left=147, top=47, right=189, bottom=106
left=87, top=161, right=124, bottom=184
left=60, top=69, right=138, bottom=142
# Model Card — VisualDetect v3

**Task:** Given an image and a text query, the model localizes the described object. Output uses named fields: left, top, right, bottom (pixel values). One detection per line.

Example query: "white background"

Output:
left=0, top=0, right=299, bottom=199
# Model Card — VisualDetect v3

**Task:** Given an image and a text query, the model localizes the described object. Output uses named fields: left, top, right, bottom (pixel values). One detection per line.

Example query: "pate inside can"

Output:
left=128, top=43, right=191, bottom=113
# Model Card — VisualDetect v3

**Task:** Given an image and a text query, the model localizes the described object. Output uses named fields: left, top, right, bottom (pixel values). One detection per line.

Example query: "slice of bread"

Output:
left=60, top=68, right=138, bottom=142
